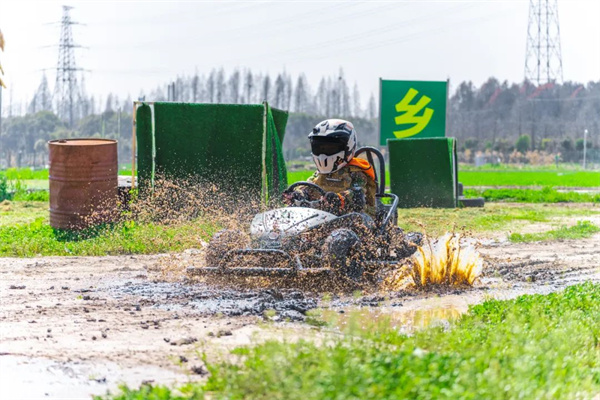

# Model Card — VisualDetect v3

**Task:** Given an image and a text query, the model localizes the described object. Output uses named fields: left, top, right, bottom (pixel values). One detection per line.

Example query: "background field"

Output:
left=3, top=166, right=600, bottom=206
left=288, top=168, right=600, bottom=187
left=1, top=200, right=597, bottom=257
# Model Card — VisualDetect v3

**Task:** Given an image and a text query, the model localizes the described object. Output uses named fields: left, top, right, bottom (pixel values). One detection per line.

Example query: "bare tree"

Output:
left=229, top=69, right=241, bottom=104
left=352, top=82, right=362, bottom=117
left=367, top=93, right=377, bottom=120
left=274, top=74, right=285, bottom=108
left=261, top=75, right=271, bottom=103
left=244, top=70, right=254, bottom=104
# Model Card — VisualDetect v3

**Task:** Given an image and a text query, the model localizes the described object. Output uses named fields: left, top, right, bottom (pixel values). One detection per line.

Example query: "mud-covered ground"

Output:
left=1, top=231, right=599, bottom=399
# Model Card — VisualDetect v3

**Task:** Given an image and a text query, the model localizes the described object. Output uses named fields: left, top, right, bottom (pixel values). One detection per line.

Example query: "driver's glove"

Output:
left=282, top=189, right=307, bottom=206
left=321, top=191, right=344, bottom=214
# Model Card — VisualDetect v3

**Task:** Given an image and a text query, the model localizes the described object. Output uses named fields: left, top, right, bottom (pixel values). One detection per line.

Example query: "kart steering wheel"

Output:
left=283, top=181, right=326, bottom=197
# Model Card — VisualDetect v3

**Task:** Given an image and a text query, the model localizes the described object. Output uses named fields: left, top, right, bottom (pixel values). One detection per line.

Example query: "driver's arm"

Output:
left=336, top=172, right=369, bottom=212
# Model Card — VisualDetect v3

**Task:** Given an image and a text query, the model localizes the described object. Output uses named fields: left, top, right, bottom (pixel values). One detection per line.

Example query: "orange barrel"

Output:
left=49, top=139, right=118, bottom=230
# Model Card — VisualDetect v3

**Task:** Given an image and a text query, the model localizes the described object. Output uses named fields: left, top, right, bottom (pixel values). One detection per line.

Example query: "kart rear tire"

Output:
left=323, top=228, right=363, bottom=280
left=206, top=229, right=249, bottom=267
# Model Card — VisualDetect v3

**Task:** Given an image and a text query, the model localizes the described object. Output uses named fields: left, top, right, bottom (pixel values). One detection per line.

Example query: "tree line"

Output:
left=1, top=69, right=599, bottom=168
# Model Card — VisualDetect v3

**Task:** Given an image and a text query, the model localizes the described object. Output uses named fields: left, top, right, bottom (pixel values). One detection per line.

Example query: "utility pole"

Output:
left=525, top=0, right=563, bottom=85
left=117, top=106, right=121, bottom=141
left=583, top=129, right=588, bottom=170
left=53, top=5, right=84, bottom=128
left=0, top=28, right=4, bottom=143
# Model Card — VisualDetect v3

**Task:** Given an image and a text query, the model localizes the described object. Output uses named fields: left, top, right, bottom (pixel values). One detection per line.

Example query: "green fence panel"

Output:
left=264, top=105, right=288, bottom=201
left=135, top=102, right=288, bottom=201
left=136, top=103, right=154, bottom=191
left=388, top=137, right=457, bottom=208
left=271, top=107, right=289, bottom=144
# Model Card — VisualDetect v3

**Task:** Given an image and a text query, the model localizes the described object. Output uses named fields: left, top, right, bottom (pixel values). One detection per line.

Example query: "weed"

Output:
left=465, top=187, right=600, bottom=203
left=509, top=220, right=600, bottom=242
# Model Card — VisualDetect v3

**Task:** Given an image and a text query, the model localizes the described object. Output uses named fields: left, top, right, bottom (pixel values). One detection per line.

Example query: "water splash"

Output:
left=410, top=233, right=482, bottom=288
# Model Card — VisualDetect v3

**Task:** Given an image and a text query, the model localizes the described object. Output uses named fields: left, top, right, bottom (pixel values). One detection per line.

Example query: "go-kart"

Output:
left=187, top=147, right=420, bottom=282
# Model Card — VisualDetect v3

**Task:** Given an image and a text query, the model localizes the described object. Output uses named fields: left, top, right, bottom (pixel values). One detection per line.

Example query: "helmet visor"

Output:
left=310, top=136, right=348, bottom=156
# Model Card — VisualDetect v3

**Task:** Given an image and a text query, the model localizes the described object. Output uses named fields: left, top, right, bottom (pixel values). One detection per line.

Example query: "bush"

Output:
left=515, top=134, right=531, bottom=153
left=540, top=138, right=553, bottom=152
left=464, top=138, right=478, bottom=150
left=0, top=173, right=8, bottom=201
left=561, top=138, right=574, bottom=152
left=493, top=138, right=512, bottom=153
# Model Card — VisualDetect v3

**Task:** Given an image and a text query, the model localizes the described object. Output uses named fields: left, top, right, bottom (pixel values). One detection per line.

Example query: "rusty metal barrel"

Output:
left=49, top=139, right=118, bottom=230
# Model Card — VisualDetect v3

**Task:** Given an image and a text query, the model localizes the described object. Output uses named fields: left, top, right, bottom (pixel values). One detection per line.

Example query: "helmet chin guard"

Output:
left=309, top=119, right=357, bottom=174
left=312, top=151, right=346, bottom=174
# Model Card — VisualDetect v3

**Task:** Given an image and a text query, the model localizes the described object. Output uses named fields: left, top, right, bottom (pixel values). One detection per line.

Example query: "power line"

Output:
left=221, top=3, right=475, bottom=65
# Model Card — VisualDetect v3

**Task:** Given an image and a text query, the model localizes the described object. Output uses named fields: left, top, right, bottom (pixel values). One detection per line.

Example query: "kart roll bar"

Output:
left=355, top=146, right=386, bottom=196
left=377, top=192, right=399, bottom=232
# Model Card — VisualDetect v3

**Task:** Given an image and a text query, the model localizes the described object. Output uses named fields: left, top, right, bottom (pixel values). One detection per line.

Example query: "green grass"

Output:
left=0, top=212, right=219, bottom=257
left=97, top=283, right=600, bottom=400
left=18, top=179, right=49, bottom=190
left=0, top=201, right=48, bottom=227
left=464, top=187, right=600, bottom=203
left=1, top=202, right=597, bottom=256
left=287, top=170, right=315, bottom=184
left=459, top=170, right=600, bottom=187
left=459, top=163, right=587, bottom=171
left=509, top=220, right=600, bottom=243
left=397, top=203, right=599, bottom=237
left=2, top=167, right=49, bottom=180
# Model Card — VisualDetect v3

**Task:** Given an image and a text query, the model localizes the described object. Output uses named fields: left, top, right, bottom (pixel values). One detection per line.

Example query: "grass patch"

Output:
left=287, top=170, right=315, bottom=184
left=0, top=201, right=48, bottom=227
left=97, top=283, right=600, bottom=400
left=0, top=214, right=219, bottom=257
left=459, top=170, right=600, bottom=187
left=464, top=187, right=600, bottom=203
left=2, top=167, right=49, bottom=180
left=397, top=203, right=599, bottom=237
left=2, top=203, right=597, bottom=256
left=509, top=220, right=600, bottom=243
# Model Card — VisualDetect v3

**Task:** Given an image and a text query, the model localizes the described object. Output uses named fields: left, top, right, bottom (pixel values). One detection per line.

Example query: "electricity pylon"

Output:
left=524, top=0, right=563, bottom=85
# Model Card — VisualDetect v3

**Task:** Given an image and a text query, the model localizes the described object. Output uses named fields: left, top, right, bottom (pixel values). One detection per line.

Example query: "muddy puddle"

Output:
left=106, top=281, right=317, bottom=321
left=1, top=232, right=599, bottom=399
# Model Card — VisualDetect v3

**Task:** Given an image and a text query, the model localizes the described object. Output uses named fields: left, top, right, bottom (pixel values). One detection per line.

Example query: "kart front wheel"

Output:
left=323, top=228, right=363, bottom=281
left=205, top=229, right=250, bottom=267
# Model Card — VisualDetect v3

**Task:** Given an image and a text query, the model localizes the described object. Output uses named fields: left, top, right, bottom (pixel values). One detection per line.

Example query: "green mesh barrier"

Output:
left=264, top=105, right=288, bottom=201
left=388, top=137, right=457, bottom=208
left=136, top=104, right=154, bottom=190
left=135, top=102, right=288, bottom=202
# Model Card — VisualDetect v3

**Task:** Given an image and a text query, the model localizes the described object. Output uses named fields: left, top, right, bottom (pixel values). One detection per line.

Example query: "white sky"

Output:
left=1, top=0, right=599, bottom=109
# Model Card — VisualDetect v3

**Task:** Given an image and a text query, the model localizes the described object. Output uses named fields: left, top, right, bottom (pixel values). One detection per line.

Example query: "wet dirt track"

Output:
left=1, top=232, right=599, bottom=400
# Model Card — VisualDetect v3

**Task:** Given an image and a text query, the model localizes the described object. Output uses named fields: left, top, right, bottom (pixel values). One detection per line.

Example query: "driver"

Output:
left=283, top=119, right=376, bottom=217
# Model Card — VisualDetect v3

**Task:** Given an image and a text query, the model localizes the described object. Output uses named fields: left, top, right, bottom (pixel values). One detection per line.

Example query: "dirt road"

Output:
left=1, top=232, right=599, bottom=399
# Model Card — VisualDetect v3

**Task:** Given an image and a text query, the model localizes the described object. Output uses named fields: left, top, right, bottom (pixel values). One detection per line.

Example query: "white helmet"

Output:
left=308, top=119, right=357, bottom=174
